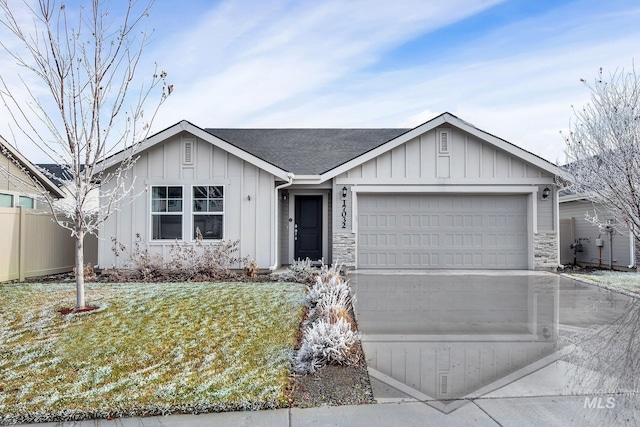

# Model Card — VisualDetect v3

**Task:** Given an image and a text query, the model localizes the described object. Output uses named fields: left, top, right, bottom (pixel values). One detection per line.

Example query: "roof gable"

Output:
left=319, top=112, right=562, bottom=181
left=99, top=121, right=291, bottom=181
left=0, top=137, right=65, bottom=198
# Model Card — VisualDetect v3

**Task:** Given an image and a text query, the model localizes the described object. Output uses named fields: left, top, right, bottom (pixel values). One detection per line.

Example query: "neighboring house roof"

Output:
left=0, top=136, right=65, bottom=198
left=205, top=128, right=410, bottom=175
left=36, top=164, right=73, bottom=187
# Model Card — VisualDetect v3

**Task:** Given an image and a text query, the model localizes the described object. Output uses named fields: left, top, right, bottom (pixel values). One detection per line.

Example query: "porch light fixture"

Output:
left=542, top=187, right=551, bottom=199
left=341, top=186, right=348, bottom=199
left=282, top=192, right=288, bottom=202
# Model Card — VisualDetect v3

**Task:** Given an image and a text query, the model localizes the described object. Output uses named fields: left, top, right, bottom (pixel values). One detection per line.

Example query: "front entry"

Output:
left=294, top=195, right=323, bottom=261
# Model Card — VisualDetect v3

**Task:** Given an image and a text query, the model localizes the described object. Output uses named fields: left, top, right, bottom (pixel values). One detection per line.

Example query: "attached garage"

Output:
left=357, top=194, right=529, bottom=269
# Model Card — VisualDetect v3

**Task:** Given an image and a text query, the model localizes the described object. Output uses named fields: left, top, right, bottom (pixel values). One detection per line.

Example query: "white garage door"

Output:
left=357, top=194, right=528, bottom=269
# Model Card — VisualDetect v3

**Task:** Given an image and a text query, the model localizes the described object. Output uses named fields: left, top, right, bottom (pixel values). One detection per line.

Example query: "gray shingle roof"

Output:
left=204, top=128, right=411, bottom=175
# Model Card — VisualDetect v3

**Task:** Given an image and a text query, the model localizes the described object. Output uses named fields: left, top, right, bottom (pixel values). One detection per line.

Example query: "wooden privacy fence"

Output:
left=0, top=207, right=97, bottom=282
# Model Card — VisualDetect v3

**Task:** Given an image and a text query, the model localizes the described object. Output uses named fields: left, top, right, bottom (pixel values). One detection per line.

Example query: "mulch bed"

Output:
left=57, top=305, right=100, bottom=316
left=288, top=341, right=374, bottom=407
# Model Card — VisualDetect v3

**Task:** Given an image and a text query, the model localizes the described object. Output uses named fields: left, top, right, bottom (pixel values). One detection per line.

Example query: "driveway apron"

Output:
left=349, top=270, right=632, bottom=417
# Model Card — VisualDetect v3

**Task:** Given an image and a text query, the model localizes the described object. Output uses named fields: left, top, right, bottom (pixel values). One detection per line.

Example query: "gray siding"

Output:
left=537, top=185, right=555, bottom=232
left=279, top=194, right=290, bottom=265
left=99, top=133, right=276, bottom=269
left=559, top=200, right=632, bottom=268
left=339, top=127, right=551, bottom=182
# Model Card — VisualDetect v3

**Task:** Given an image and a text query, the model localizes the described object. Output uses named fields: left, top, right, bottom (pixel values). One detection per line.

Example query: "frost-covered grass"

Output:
left=564, top=270, right=640, bottom=298
left=0, top=282, right=306, bottom=424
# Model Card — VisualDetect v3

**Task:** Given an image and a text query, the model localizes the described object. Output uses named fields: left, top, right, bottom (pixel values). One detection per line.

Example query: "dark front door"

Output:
left=294, top=195, right=323, bottom=261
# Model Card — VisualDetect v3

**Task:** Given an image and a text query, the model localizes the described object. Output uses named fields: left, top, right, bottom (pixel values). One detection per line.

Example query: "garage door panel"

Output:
left=358, top=194, right=528, bottom=269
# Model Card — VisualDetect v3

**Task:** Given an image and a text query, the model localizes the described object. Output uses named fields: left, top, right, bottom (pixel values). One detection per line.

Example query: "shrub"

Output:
left=109, top=231, right=256, bottom=282
left=294, top=318, right=360, bottom=374
left=293, top=262, right=360, bottom=374
left=275, top=258, right=319, bottom=284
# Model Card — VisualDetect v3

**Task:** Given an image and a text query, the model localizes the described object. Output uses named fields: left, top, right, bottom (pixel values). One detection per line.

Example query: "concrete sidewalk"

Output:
left=15, top=397, right=613, bottom=427
left=17, top=360, right=628, bottom=427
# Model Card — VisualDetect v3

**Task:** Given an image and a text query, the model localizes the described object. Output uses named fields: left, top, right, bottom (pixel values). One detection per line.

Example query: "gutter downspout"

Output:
left=629, top=229, right=636, bottom=269
left=269, top=173, right=295, bottom=271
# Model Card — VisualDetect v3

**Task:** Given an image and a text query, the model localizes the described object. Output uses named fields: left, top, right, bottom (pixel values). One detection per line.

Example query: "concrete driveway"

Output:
left=349, top=270, right=634, bottom=423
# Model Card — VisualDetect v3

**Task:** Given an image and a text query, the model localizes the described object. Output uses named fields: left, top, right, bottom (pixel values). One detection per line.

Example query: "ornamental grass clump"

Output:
left=275, top=258, right=319, bottom=284
left=293, top=263, right=360, bottom=374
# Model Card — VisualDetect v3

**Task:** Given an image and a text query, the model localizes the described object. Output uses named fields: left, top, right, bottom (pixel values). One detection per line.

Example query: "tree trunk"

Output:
left=75, top=231, right=85, bottom=309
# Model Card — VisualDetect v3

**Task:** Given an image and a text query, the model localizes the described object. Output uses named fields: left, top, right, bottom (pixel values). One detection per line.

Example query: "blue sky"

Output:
left=2, top=0, right=640, bottom=164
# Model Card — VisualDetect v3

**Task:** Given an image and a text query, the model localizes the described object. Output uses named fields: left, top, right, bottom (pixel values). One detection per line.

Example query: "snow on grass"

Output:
left=564, top=271, right=640, bottom=298
left=0, top=282, right=306, bottom=424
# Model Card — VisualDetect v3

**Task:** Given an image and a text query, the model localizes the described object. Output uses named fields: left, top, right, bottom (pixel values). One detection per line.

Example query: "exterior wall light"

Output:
left=542, top=187, right=551, bottom=199
left=342, top=186, right=348, bottom=199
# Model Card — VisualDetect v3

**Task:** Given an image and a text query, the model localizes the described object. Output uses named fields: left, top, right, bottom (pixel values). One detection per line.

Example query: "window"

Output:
left=0, top=193, right=34, bottom=208
left=151, top=186, right=183, bottom=240
left=0, top=193, right=13, bottom=207
left=18, top=196, right=34, bottom=208
left=193, top=185, right=223, bottom=239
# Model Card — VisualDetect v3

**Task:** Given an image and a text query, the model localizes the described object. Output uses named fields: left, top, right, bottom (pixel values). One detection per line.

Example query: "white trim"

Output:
left=190, top=184, right=225, bottom=242
left=336, top=177, right=555, bottom=185
left=350, top=185, right=539, bottom=194
left=148, top=183, right=227, bottom=243
left=558, top=194, right=585, bottom=203
left=630, top=229, right=636, bottom=269
left=149, top=184, right=185, bottom=242
left=269, top=173, right=294, bottom=270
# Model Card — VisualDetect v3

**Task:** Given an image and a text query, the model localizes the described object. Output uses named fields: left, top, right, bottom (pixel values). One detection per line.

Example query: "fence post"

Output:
left=18, top=205, right=26, bottom=282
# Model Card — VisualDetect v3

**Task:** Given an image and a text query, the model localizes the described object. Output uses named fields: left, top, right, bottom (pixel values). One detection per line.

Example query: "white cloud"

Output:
left=1, top=0, right=640, bottom=166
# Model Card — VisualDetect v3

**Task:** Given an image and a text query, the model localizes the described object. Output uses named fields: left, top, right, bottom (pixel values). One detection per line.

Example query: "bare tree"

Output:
left=0, top=0, right=171, bottom=309
left=564, top=299, right=640, bottom=425
left=562, top=66, right=640, bottom=243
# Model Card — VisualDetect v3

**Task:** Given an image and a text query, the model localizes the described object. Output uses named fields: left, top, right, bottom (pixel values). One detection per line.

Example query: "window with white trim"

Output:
left=151, top=186, right=183, bottom=240
left=193, top=185, right=223, bottom=239
left=0, top=192, right=34, bottom=208
left=0, top=192, right=13, bottom=207
left=18, top=196, right=34, bottom=208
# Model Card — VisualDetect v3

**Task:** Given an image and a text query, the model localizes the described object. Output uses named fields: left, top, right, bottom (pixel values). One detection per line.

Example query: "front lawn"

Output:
left=564, top=270, right=640, bottom=297
left=0, top=282, right=306, bottom=424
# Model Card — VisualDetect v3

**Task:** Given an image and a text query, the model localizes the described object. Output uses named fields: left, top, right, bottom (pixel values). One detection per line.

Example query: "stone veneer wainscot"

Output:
left=333, top=233, right=356, bottom=268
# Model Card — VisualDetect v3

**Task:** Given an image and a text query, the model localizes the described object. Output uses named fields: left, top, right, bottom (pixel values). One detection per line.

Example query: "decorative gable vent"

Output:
left=438, top=129, right=451, bottom=154
left=183, top=138, right=194, bottom=165
left=439, top=373, right=449, bottom=395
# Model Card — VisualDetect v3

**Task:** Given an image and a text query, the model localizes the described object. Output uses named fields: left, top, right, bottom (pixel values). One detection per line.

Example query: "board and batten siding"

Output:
left=335, top=127, right=556, bottom=231
left=559, top=200, right=632, bottom=268
left=98, top=133, right=276, bottom=269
